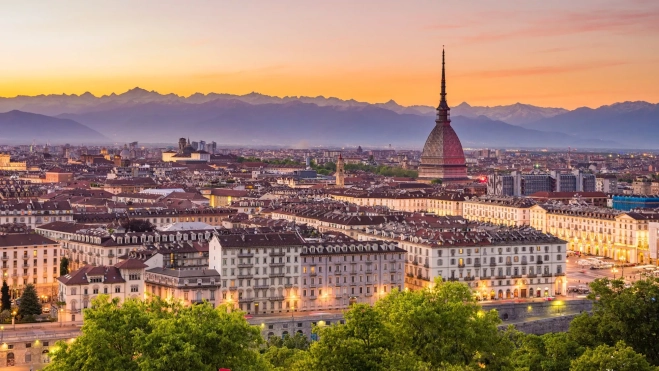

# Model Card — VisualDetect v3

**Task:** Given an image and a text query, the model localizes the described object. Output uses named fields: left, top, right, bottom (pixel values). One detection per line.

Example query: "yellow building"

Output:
left=0, top=153, right=27, bottom=171
left=530, top=204, right=657, bottom=264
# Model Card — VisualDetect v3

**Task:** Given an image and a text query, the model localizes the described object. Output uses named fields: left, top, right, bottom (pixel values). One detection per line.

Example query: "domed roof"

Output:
left=120, top=144, right=130, bottom=158
left=420, top=124, right=465, bottom=165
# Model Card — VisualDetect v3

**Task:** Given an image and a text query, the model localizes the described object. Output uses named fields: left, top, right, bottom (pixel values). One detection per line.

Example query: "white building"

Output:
left=0, top=234, right=60, bottom=300
left=57, top=259, right=147, bottom=322
left=298, top=241, right=405, bottom=311
left=359, top=221, right=567, bottom=299
left=144, top=268, right=222, bottom=306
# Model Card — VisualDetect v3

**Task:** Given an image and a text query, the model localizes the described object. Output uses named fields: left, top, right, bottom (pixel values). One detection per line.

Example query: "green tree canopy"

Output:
left=46, top=296, right=269, bottom=371
left=569, top=277, right=659, bottom=365
left=291, top=280, right=511, bottom=371
left=570, top=341, right=655, bottom=371
left=59, top=257, right=70, bottom=276
left=18, top=283, right=41, bottom=317
left=1, top=281, right=10, bottom=311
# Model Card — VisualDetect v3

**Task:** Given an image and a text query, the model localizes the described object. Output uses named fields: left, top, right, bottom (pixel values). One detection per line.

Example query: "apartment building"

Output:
left=0, top=201, right=73, bottom=229
left=36, top=222, right=218, bottom=271
left=328, top=190, right=465, bottom=216
left=57, top=259, right=148, bottom=322
left=298, top=241, right=405, bottom=311
left=530, top=204, right=659, bottom=264
left=209, top=232, right=305, bottom=314
left=359, top=219, right=567, bottom=299
left=209, top=231, right=406, bottom=314
left=0, top=234, right=60, bottom=300
left=144, top=268, right=222, bottom=306
left=462, top=196, right=535, bottom=227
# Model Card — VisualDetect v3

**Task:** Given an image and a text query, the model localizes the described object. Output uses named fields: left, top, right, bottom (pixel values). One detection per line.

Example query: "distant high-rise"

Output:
left=418, top=49, right=468, bottom=182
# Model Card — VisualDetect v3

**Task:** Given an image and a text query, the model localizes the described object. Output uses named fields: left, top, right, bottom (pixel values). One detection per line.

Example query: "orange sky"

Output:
left=1, top=0, right=659, bottom=109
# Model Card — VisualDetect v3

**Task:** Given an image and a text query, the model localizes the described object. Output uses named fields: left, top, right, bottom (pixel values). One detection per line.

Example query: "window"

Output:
left=128, top=274, right=141, bottom=280
left=115, top=286, right=121, bottom=293
left=130, top=285, right=139, bottom=293
left=93, top=288, right=99, bottom=294
left=26, top=343, right=32, bottom=348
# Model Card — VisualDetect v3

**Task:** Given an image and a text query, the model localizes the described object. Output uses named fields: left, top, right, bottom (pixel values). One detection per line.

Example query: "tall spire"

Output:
left=436, top=47, right=451, bottom=125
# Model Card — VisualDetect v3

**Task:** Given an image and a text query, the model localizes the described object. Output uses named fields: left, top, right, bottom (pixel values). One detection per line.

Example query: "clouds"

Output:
left=460, top=60, right=628, bottom=79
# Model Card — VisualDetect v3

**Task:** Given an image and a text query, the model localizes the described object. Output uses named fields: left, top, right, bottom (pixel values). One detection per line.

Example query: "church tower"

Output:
left=336, top=154, right=345, bottom=188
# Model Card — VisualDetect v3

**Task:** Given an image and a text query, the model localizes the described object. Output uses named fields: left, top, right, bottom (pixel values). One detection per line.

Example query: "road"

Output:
left=565, top=256, right=648, bottom=287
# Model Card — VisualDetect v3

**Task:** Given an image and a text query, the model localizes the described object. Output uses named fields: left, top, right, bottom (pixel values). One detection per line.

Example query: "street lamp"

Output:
left=612, top=267, right=618, bottom=279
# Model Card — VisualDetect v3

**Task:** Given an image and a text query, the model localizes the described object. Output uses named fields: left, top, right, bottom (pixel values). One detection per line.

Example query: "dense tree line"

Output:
left=46, top=278, right=659, bottom=371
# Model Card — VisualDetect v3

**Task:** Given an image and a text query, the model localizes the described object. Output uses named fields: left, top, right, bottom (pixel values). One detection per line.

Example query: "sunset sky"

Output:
left=2, top=0, right=658, bottom=109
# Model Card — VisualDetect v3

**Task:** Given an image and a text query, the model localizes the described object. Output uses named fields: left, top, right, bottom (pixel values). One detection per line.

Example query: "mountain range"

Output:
left=0, top=88, right=657, bottom=148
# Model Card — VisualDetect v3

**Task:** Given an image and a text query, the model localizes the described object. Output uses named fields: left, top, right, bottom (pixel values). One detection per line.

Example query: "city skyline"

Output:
left=2, top=0, right=659, bottom=109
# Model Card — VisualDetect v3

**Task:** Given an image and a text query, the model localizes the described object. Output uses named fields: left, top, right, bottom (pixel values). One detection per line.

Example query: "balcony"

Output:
left=238, top=297, right=254, bottom=303
left=269, top=273, right=285, bottom=278
left=495, top=275, right=507, bottom=279
left=463, top=276, right=476, bottom=281
left=542, top=273, right=553, bottom=277
left=554, top=272, right=566, bottom=276
left=268, top=295, right=285, bottom=301
left=270, top=262, right=285, bottom=267
left=237, top=274, right=253, bottom=279
left=238, top=252, right=254, bottom=258
left=228, top=286, right=238, bottom=291
left=511, top=274, right=522, bottom=279
left=424, top=263, right=429, bottom=268
left=521, top=261, right=527, bottom=265
left=238, top=263, right=253, bottom=268
left=505, top=262, right=512, bottom=266
left=489, top=262, right=497, bottom=267
left=284, top=283, right=293, bottom=288
left=365, top=270, right=373, bottom=275
left=411, top=260, right=418, bottom=266
left=22, top=264, right=30, bottom=268
left=447, top=277, right=459, bottom=282
left=365, top=292, right=373, bottom=297
left=108, top=252, right=115, bottom=258
left=458, top=263, right=465, bottom=268
left=474, top=263, right=481, bottom=267
left=416, top=275, right=429, bottom=281
left=253, top=284, right=269, bottom=290
left=309, top=271, right=317, bottom=276
left=527, top=274, right=537, bottom=278
left=334, top=282, right=342, bottom=287
left=536, top=260, right=543, bottom=264
left=406, top=273, right=414, bottom=278
left=269, top=251, right=285, bottom=257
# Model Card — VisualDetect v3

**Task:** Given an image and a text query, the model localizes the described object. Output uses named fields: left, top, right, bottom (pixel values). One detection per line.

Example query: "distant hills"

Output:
left=0, top=88, right=657, bottom=148
left=0, top=110, right=107, bottom=143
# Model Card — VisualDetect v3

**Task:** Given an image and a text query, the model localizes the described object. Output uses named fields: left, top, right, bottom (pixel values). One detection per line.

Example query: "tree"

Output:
left=120, top=218, right=155, bottom=233
left=430, top=179, right=443, bottom=185
left=1, top=281, right=11, bottom=311
left=570, top=341, right=654, bottom=371
left=293, top=280, right=512, bottom=371
left=46, top=295, right=269, bottom=371
left=569, top=277, right=659, bottom=365
left=18, top=284, right=42, bottom=317
left=59, top=257, right=70, bottom=276
left=264, top=333, right=311, bottom=370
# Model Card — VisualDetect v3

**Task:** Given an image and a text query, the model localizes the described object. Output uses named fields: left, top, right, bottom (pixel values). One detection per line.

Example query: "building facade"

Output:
left=57, top=259, right=147, bottom=322
left=0, top=234, right=60, bottom=299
